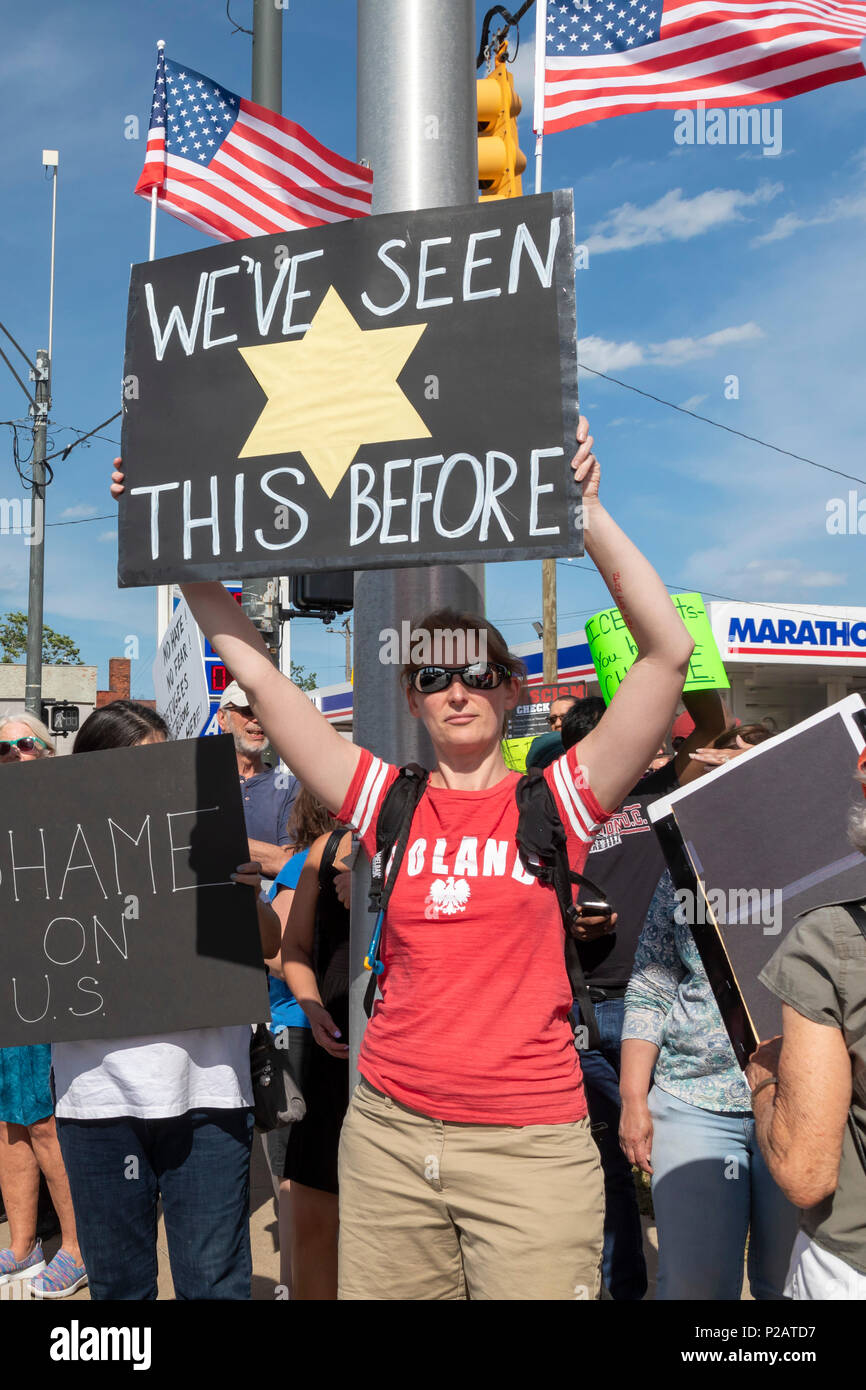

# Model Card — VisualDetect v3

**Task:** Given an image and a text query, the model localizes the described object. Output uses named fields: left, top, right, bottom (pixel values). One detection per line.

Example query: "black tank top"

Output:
left=314, top=830, right=351, bottom=1037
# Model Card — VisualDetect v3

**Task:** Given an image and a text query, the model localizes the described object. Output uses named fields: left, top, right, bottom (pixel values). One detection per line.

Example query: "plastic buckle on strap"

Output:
left=363, top=909, right=385, bottom=976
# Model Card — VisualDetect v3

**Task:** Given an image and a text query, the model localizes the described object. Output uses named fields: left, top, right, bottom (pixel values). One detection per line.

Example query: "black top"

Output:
left=314, top=830, right=351, bottom=1037
left=577, top=760, right=680, bottom=989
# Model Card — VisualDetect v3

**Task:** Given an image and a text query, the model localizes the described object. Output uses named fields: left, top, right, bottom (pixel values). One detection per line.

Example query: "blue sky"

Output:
left=1, top=0, right=864, bottom=697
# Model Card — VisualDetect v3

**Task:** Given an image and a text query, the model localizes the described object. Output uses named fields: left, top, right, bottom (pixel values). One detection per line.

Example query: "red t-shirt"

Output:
left=336, top=746, right=611, bottom=1125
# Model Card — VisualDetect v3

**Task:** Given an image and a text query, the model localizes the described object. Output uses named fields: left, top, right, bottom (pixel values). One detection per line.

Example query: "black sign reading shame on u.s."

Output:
left=118, top=190, right=580, bottom=585
left=0, top=735, right=268, bottom=1046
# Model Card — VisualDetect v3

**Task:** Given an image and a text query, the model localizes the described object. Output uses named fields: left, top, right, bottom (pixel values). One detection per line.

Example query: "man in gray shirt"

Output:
left=749, top=754, right=866, bottom=1299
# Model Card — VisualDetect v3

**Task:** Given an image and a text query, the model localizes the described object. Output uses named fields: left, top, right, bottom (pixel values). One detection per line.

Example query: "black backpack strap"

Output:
left=363, top=763, right=429, bottom=1018
left=841, top=901, right=866, bottom=1179
left=515, top=767, right=603, bottom=1051
left=318, top=829, right=346, bottom=889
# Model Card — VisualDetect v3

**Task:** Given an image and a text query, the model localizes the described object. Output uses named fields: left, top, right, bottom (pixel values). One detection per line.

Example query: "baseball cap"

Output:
left=526, top=731, right=565, bottom=770
left=671, top=712, right=695, bottom=743
left=219, top=680, right=250, bottom=710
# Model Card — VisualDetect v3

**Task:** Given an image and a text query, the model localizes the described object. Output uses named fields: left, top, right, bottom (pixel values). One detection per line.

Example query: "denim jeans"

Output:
left=56, top=1107, right=254, bottom=1300
left=649, top=1085, right=799, bottom=1300
left=578, top=998, right=648, bottom=1301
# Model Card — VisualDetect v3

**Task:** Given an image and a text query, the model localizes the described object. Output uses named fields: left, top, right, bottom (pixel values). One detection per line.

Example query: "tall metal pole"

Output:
left=24, top=348, right=49, bottom=717
left=349, top=0, right=485, bottom=1079
left=25, top=150, right=58, bottom=718
left=243, top=1, right=284, bottom=657
left=252, top=0, right=283, bottom=112
left=542, top=558, right=557, bottom=684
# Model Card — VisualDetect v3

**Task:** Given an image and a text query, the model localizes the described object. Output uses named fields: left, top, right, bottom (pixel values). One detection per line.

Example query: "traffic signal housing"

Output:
left=477, top=51, right=527, bottom=201
left=290, top=571, right=354, bottom=621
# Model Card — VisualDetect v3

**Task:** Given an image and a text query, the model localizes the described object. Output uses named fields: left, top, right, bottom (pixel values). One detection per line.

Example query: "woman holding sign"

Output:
left=112, top=417, right=695, bottom=1300
left=0, top=713, right=86, bottom=1299
left=52, top=700, right=281, bottom=1301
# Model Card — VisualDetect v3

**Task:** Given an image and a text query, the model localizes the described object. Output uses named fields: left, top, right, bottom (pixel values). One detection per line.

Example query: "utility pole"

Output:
left=542, top=557, right=557, bottom=684
left=326, top=617, right=352, bottom=682
left=243, top=0, right=284, bottom=656
left=24, top=348, right=49, bottom=717
left=349, top=0, right=485, bottom=1080
left=24, top=150, right=58, bottom=718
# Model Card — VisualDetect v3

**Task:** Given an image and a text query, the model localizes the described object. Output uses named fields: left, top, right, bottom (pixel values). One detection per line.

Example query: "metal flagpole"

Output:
left=24, top=150, right=58, bottom=719
left=151, top=40, right=174, bottom=645
left=534, top=0, right=548, bottom=195
left=349, top=0, right=485, bottom=1083
left=533, top=1, right=559, bottom=685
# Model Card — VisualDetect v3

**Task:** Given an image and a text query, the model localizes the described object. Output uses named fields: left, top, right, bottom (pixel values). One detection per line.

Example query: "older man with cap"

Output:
left=217, top=681, right=299, bottom=878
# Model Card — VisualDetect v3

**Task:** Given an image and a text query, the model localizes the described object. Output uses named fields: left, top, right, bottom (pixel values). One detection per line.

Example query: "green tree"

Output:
left=0, top=610, right=83, bottom=665
left=290, top=661, right=318, bottom=692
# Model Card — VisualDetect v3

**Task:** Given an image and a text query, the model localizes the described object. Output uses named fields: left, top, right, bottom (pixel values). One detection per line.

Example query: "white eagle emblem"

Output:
left=427, top=876, right=471, bottom=916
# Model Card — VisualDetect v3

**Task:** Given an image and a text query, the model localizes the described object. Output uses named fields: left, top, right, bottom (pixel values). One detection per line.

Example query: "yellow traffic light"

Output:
left=477, top=50, right=527, bottom=201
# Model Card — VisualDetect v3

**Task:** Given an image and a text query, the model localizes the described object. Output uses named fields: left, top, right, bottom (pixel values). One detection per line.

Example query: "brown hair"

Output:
left=286, top=786, right=342, bottom=852
left=399, top=608, right=526, bottom=687
left=849, top=768, right=866, bottom=856
left=707, top=722, right=773, bottom=751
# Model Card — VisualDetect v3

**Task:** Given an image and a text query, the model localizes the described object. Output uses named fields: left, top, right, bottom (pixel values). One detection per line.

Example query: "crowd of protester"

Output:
left=1, top=419, right=862, bottom=1302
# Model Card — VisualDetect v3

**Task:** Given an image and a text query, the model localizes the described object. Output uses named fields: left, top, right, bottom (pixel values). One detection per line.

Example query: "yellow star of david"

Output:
left=237, top=286, right=431, bottom=498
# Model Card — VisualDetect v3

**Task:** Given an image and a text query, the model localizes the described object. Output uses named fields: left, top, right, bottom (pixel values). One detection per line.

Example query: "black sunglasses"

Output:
left=410, top=663, right=512, bottom=694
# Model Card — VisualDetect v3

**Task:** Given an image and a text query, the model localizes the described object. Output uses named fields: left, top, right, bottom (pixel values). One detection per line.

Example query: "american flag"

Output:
left=135, top=48, right=373, bottom=242
left=538, top=0, right=866, bottom=132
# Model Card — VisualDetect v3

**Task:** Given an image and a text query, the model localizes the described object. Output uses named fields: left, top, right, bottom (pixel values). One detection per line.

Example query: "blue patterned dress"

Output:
left=0, top=1046, right=54, bottom=1126
left=623, top=870, right=751, bottom=1112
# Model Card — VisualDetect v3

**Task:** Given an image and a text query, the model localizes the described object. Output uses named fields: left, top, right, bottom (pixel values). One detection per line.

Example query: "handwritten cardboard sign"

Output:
left=152, top=594, right=210, bottom=740
left=585, top=592, right=729, bottom=705
left=0, top=735, right=268, bottom=1046
left=648, top=695, right=866, bottom=1064
left=118, top=190, right=580, bottom=585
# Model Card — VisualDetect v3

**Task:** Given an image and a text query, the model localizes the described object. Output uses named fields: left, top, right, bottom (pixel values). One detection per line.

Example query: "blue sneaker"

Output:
left=0, top=1243, right=46, bottom=1286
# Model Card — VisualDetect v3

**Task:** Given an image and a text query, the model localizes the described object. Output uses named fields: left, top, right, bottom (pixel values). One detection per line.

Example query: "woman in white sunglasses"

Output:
left=0, top=712, right=86, bottom=1298
left=111, top=416, right=694, bottom=1301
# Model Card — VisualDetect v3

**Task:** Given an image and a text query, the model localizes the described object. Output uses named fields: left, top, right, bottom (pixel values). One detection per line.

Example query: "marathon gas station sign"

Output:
left=712, top=603, right=866, bottom=666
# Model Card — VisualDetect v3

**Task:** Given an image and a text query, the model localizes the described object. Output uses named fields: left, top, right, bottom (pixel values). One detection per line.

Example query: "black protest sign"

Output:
left=509, top=682, right=589, bottom=737
left=118, top=190, right=580, bottom=586
left=0, top=735, right=268, bottom=1046
left=649, top=696, right=866, bottom=1064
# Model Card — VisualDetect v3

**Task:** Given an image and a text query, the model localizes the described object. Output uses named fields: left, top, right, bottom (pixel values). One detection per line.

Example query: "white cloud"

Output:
left=752, top=190, right=866, bottom=246
left=585, top=183, right=782, bottom=254
left=578, top=336, right=644, bottom=373
left=98, top=529, right=118, bottom=543
left=58, top=503, right=100, bottom=520
left=579, top=323, right=762, bottom=373
left=679, top=394, right=708, bottom=411
left=740, top=560, right=846, bottom=591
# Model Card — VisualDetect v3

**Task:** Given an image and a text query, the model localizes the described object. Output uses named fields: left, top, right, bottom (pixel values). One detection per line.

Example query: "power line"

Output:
left=556, top=558, right=861, bottom=623
left=51, top=422, right=122, bottom=448
left=0, top=320, right=36, bottom=373
left=1, top=511, right=114, bottom=534
left=45, top=410, right=122, bottom=464
left=577, top=361, right=866, bottom=488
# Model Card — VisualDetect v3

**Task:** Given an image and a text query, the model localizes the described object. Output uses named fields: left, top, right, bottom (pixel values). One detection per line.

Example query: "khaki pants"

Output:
left=338, top=1080, right=604, bottom=1301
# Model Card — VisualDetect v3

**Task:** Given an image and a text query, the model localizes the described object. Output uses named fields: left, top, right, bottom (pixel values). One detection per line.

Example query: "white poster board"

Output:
left=152, top=595, right=210, bottom=741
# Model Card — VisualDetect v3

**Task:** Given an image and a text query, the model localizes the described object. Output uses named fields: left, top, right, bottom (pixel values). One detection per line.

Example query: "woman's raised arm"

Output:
left=111, top=461, right=360, bottom=812
left=570, top=426, right=693, bottom=812
left=181, top=582, right=359, bottom=813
